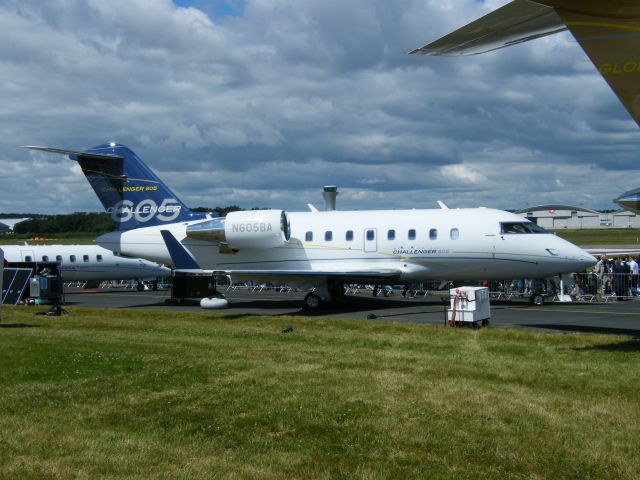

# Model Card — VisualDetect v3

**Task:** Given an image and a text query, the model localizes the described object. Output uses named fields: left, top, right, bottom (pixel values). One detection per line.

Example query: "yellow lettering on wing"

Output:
left=599, top=61, right=640, bottom=75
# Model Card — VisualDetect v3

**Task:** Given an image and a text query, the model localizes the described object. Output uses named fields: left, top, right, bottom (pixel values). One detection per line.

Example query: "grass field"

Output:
left=552, top=228, right=640, bottom=246
left=1, top=307, right=639, bottom=479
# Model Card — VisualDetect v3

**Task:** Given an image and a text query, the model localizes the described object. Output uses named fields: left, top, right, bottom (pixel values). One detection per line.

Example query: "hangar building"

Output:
left=515, top=205, right=640, bottom=229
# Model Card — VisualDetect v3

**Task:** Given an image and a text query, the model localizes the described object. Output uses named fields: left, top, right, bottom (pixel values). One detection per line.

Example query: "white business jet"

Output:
left=24, top=144, right=595, bottom=308
left=2, top=243, right=170, bottom=288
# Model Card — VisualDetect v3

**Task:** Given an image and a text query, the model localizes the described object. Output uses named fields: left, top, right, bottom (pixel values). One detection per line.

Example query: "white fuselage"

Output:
left=2, top=244, right=171, bottom=282
left=97, top=208, right=595, bottom=282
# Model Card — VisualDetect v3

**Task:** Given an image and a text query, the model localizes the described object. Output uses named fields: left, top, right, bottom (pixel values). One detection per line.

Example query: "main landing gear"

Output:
left=303, top=281, right=344, bottom=310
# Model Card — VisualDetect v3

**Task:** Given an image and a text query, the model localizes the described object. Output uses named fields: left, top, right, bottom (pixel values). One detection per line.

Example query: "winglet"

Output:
left=160, top=230, right=201, bottom=270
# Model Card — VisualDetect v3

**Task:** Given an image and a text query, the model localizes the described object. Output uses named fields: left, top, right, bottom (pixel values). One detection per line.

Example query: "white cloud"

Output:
left=0, top=0, right=639, bottom=217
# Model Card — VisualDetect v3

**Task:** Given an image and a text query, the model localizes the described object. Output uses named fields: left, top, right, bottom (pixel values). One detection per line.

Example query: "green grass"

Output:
left=552, top=228, right=640, bottom=246
left=1, top=307, right=639, bottom=479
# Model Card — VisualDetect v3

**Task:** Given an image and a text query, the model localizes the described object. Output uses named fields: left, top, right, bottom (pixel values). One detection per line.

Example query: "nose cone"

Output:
left=560, top=240, right=597, bottom=272
left=614, top=187, right=640, bottom=214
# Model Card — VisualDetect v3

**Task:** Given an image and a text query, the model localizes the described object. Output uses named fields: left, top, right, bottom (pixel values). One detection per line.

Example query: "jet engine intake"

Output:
left=186, top=210, right=290, bottom=249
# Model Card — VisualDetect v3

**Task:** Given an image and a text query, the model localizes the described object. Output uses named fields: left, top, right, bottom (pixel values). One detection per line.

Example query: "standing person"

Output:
left=611, top=258, right=625, bottom=299
left=595, top=255, right=608, bottom=297
left=630, top=256, right=639, bottom=296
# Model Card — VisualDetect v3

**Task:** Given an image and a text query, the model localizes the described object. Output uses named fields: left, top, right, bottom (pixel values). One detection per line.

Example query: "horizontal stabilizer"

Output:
left=23, top=146, right=123, bottom=161
left=160, top=230, right=201, bottom=270
left=410, top=0, right=565, bottom=56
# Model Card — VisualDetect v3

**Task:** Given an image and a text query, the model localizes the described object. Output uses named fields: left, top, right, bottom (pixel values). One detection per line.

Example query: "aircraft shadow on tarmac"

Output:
left=119, top=295, right=449, bottom=317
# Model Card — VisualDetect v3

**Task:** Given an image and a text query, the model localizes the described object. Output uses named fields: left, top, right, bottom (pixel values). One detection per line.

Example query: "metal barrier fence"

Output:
left=204, top=277, right=640, bottom=303
left=61, top=275, right=640, bottom=304
left=487, top=274, right=639, bottom=303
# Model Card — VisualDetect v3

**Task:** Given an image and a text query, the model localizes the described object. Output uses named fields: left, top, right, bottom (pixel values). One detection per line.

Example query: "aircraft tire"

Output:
left=530, top=294, right=544, bottom=306
left=304, top=292, right=323, bottom=310
left=137, top=283, right=145, bottom=292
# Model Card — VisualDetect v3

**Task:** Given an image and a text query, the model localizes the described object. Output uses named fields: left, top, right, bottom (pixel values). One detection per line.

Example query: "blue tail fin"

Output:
left=27, top=143, right=207, bottom=230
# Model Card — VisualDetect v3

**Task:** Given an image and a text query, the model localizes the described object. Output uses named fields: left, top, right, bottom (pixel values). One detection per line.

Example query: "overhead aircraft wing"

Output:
left=410, top=1, right=640, bottom=126
left=409, top=0, right=565, bottom=56
left=555, top=9, right=640, bottom=127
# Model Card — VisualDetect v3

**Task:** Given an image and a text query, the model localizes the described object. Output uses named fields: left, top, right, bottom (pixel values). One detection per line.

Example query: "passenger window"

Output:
left=305, top=231, right=313, bottom=242
left=346, top=230, right=353, bottom=241
left=325, top=231, right=333, bottom=242
left=429, top=228, right=438, bottom=240
left=70, top=255, right=76, bottom=263
left=42, top=255, right=49, bottom=262
left=408, top=229, right=416, bottom=241
left=366, top=230, right=375, bottom=241
left=96, top=255, right=103, bottom=262
left=56, top=255, right=62, bottom=262
left=25, top=256, right=32, bottom=262
left=83, top=255, right=89, bottom=262
left=450, top=228, right=459, bottom=240
left=387, top=229, right=395, bottom=241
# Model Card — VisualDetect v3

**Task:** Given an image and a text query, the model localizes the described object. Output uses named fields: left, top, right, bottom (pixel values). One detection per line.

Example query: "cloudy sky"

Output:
left=1, top=0, right=639, bottom=215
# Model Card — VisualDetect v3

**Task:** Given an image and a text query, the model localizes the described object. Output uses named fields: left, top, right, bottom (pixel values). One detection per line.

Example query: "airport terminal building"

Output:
left=516, top=205, right=640, bottom=229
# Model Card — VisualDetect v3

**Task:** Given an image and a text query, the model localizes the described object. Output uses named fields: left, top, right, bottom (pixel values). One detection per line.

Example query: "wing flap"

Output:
left=410, top=0, right=565, bottom=56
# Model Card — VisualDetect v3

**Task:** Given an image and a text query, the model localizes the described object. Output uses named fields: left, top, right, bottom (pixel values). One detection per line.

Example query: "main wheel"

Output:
left=304, top=292, right=322, bottom=310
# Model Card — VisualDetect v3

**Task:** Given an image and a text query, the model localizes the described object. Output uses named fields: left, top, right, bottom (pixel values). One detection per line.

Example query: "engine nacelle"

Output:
left=186, top=210, right=290, bottom=249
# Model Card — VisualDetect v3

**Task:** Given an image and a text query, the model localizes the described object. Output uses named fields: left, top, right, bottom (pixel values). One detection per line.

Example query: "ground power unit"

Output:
left=447, top=286, right=491, bottom=328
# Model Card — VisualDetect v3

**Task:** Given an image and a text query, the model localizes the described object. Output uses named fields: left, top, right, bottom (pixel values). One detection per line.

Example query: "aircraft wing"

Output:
left=410, top=1, right=640, bottom=126
left=409, top=0, right=565, bottom=56
left=585, top=248, right=640, bottom=257
left=214, top=269, right=402, bottom=282
left=161, top=230, right=402, bottom=280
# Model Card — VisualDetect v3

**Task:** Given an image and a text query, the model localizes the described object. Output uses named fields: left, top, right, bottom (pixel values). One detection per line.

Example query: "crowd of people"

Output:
left=578, top=255, right=640, bottom=299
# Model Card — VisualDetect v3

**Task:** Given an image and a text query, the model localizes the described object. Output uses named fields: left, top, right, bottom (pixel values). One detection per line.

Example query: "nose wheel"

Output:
left=530, top=293, right=544, bottom=306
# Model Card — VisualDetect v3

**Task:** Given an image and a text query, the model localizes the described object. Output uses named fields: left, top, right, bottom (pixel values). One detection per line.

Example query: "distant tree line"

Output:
left=13, top=212, right=114, bottom=236
left=6, top=206, right=253, bottom=237
left=192, top=205, right=244, bottom=216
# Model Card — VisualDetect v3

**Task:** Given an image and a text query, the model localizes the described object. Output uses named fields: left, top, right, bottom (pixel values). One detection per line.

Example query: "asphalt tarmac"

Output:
left=62, top=287, right=640, bottom=336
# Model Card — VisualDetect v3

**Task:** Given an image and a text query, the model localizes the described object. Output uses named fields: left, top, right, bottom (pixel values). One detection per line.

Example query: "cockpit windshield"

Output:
left=500, top=222, right=548, bottom=234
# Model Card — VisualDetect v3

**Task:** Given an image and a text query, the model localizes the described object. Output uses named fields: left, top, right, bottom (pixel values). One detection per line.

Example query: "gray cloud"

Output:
left=1, top=0, right=639, bottom=216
